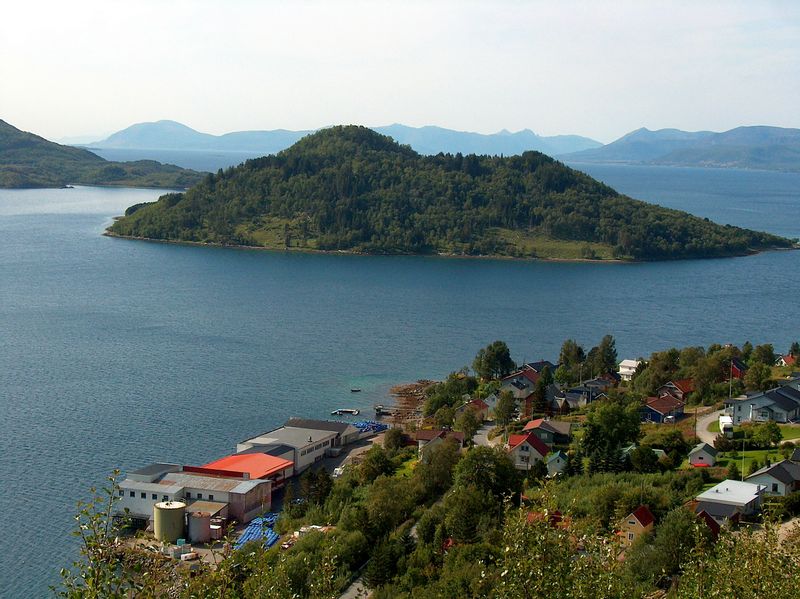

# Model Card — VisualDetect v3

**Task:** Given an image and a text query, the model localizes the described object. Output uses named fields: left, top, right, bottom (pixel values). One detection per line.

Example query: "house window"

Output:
left=209, top=495, right=214, bottom=501
left=627, top=533, right=634, bottom=540
left=129, top=491, right=135, bottom=498
left=162, top=495, right=168, bottom=501
left=520, top=445, right=529, bottom=452
left=772, top=483, right=779, bottom=493
left=119, top=490, right=124, bottom=496
left=197, top=493, right=203, bottom=500
left=521, top=456, right=529, bottom=463
left=186, top=492, right=191, bottom=499
left=628, top=520, right=636, bottom=525
left=141, top=492, right=146, bottom=499
left=152, top=493, right=157, bottom=500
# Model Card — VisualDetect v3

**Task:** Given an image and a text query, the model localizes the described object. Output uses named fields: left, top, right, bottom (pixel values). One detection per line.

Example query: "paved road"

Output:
left=474, top=421, right=500, bottom=447
left=339, top=577, right=369, bottom=599
left=696, top=409, right=723, bottom=444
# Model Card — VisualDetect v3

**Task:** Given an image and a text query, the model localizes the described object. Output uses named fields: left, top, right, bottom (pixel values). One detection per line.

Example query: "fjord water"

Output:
left=1, top=165, right=799, bottom=597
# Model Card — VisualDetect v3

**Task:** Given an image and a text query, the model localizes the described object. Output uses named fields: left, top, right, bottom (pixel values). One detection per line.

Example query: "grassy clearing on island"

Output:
left=493, top=228, right=617, bottom=260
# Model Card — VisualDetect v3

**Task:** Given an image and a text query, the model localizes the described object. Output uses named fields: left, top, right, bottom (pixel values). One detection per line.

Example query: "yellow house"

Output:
left=618, top=505, right=655, bottom=547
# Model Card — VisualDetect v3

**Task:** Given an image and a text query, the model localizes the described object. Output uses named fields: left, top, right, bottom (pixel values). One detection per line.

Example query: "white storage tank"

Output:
left=188, top=511, right=212, bottom=543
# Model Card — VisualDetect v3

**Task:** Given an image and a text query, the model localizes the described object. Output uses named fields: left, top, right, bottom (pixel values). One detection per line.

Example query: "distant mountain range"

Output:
left=86, top=120, right=602, bottom=157
left=0, top=119, right=202, bottom=189
left=561, top=126, right=800, bottom=172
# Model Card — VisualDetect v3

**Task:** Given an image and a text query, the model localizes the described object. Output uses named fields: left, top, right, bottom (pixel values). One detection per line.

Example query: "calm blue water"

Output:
left=1, top=165, right=800, bottom=597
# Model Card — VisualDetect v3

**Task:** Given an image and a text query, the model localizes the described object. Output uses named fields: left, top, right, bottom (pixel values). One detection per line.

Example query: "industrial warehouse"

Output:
left=115, top=417, right=386, bottom=546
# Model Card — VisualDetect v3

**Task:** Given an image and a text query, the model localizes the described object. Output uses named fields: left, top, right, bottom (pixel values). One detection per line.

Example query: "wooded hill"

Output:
left=109, top=126, right=793, bottom=261
left=0, top=119, right=202, bottom=189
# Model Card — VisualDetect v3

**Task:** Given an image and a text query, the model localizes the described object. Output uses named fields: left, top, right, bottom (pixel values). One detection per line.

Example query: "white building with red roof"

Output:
left=506, top=431, right=550, bottom=470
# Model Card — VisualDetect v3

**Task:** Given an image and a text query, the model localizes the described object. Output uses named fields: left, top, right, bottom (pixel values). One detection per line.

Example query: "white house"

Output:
left=725, top=380, right=800, bottom=425
left=618, top=359, right=641, bottom=382
left=688, top=442, right=718, bottom=467
left=694, top=480, right=765, bottom=525
left=546, top=451, right=568, bottom=477
left=506, top=431, right=549, bottom=471
left=745, top=460, right=800, bottom=496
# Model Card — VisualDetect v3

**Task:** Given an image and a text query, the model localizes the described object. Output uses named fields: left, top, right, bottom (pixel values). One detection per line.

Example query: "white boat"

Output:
left=331, top=408, right=360, bottom=416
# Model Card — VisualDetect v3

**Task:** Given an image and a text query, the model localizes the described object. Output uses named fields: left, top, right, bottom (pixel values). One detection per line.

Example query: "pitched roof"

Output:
left=200, top=453, right=294, bottom=479
left=695, top=501, right=740, bottom=519
left=629, top=505, right=655, bottom=527
left=546, top=450, right=567, bottom=464
left=695, top=510, right=721, bottom=538
left=507, top=432, right=550, bottom=456
left=731, top=357, right=747, bottom=371
left=791, top=447, right=800, bottom=463
left=645, top=395, right=685, bottom=415
left=780, top=354, right=797, bottom=366
left=746, top=459, right=800, bottom=485
left=523, top=418, right=571, bottom=436
left=672, top=379, right=695, bottom=394
left=689, top=442, right=719, bottom=457
left=470, top=398, right=489, bottom=410
left=523, top=360, right=556, bottom=373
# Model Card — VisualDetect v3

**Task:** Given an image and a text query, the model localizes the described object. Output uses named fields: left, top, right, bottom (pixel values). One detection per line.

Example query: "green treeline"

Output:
left=0, top=119, right=202, bottom=189
left=109, top=125, right=792, bottom=260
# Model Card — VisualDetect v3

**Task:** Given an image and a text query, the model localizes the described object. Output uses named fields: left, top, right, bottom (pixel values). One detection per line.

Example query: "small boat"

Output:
left=331, top=408, right=360, bottom=416
left=350, top=388, right=362, bottom=393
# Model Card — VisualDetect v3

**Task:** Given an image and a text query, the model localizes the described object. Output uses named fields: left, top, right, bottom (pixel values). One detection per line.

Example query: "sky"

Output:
left=1, top=0, right=799, bottom=143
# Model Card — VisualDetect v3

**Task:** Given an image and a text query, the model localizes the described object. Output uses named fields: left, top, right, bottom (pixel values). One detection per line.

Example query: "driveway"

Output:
left=696, top=409, right=723, bottom=444
left=474, top=421, right=499, bottom=447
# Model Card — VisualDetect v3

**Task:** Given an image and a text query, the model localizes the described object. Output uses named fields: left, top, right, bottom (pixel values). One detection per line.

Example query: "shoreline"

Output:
left=102, top=229, right=798, bottom=264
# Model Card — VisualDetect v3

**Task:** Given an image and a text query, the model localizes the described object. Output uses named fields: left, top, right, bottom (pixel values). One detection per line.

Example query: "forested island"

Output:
left=0, top=119, right=202, bottom=189
left=107, top=126, right=793, bottom=261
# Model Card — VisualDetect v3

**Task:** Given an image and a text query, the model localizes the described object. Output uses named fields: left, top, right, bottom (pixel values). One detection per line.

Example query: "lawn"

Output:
left=714, top=449, right=785, bottom=473
left=394, top=455, right=418, bottom=478
left=707, top=419, right=800, bottom=441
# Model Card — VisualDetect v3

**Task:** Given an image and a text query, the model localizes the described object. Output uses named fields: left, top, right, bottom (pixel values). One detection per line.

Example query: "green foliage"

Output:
left=0, top=119, right=201, bottom=189
left=629, top=446, right=659, bottom=473
left=454, top=406, right=481, bottom=443
left=453, top=446, right=522, bottom=499
left=108, top=125, right=791, bottom=258
left=751, top=343, right=776, bottom=366
left=675, top=524, right=800, bottom=599
left=359, top=445, right=396, bottom=483
left=472, top=340, right=515, bottom=379
left=494, top=390, right=516, bottom=428
left=494, top=508, right=623, bottom=599
left=423, top=371, right=478, bottom=416
left=534, top=470, right=706, bottom=531
left=727, top=461, right=741, bottom=480
left=383, top=427, right=404, bottom=451
left=745, top=361, right=773, bottom=391
left=581, top=400, right=641, bottom=459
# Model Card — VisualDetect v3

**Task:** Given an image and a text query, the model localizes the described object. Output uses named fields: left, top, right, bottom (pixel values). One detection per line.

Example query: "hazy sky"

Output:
left=2, top=0, right=799, bottom=143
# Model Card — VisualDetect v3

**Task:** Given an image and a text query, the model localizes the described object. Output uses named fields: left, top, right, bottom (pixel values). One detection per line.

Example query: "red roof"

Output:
left=503, top=368, right=540, bottom=385
left=696, top=510, right=721, bottom=540
left=200, top=453, right=293, bottom=479
left=523, top=417, right=546, bottom=431
left=470, top=398, right=489, bottom=410
left=782, top=354, right=797, bottom=366
left=630, top=505, right=655, bottom=527
left=672, top=379, right=695, bottom=394
left=645, top=395, right=685, bottom=415
left=507, top=432, right=550, bottom=457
